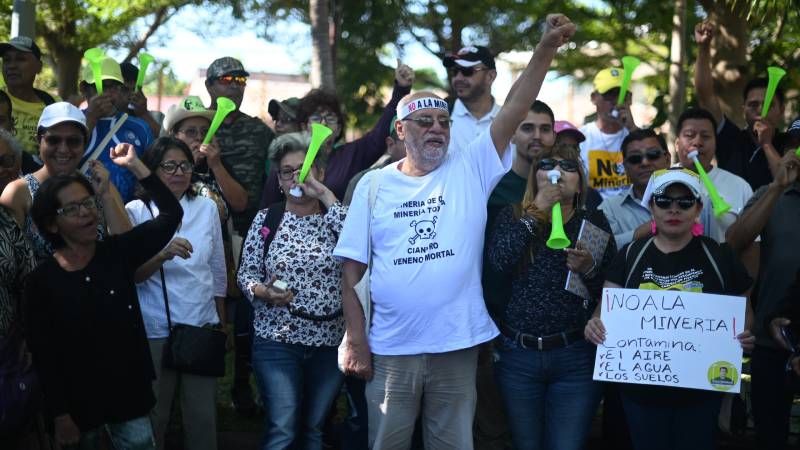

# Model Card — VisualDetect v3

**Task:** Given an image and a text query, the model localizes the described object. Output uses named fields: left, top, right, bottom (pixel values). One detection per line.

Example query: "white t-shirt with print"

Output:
left=334, top=130, right=510, bottom=356
left=579, top=121, right=630, bottom=198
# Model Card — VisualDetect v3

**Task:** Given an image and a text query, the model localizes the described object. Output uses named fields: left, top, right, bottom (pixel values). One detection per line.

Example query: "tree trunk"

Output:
left=702, top=1, right=749, bottom=128
left=51, top=45, right=82, bottom=102
left=667, top=0, right=687, bottom=151
left=309, top=0, right=336, bottom=92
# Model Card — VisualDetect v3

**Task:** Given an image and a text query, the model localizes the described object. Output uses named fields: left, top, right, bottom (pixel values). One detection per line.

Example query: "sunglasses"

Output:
left=625, top=148, right=666, bottom=165
left=448, top=66, right=488, bottom=77
left=43, top=135, right=84, bottom=149
left=538, top=158, right=579, bottom=172
left=216, top=75, right=247, bottom=86
left=0, top=153, right=16, bottom=169
left=159, top=160, right=194, bottom=175
left=57, top=196, right=97, bottom=217
left=176, top=127, right=210, bottom=140
left=653, top=195, right=698, bottom=210
left=402, top=116, right=452, bottom=129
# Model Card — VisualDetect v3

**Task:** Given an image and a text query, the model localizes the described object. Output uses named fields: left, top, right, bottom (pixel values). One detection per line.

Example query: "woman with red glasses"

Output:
left=0, top=102, right=130, bottom=261
left=486, top=143, right=617, bottom=450
left=585, top=168, right=755, bottom=450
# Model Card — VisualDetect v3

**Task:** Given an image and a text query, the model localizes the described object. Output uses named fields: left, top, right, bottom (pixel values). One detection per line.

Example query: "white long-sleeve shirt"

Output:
left=127, top=195, right=226, bottom=339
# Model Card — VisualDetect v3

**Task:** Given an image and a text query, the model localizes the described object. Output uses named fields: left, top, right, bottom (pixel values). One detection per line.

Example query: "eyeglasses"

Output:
left=278, top=165, right=301, bottom=181
left=57, top=196, right=97, bottom=217
left=653, top=195, right=698, bottom=210
left=625, top=148, right=666, bottom=165
left=216, top=75, right=247, bottom=86
left=309, top=114, right=340, bottom=126
left=402, top=116, right=452, bottom=129
left=43, top=135, right=84, bottom=149
left=176, top=127, right=209, bottom=140
left=159, top=160, right=194, bottom=175
left=537, top=158, right=579, bottom=172
left=448, top=66, right=488, bottom=77
left=0, top=153, right=16, bottom=168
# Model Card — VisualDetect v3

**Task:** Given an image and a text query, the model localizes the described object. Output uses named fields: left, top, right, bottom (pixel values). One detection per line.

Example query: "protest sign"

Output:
left=593, top=287, right=746, bottom=393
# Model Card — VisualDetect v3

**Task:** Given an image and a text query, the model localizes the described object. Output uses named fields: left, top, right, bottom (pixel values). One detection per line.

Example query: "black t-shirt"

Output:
left=716, top=115, right=787, bottom=191
left=605, top=236, right=753, bottom=404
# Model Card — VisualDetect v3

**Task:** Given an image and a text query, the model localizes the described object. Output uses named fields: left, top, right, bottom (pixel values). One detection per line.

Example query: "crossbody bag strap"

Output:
left=144, top=201, right=172, bottom=330
left=700, top=239, right=725, bottom=291
left=624, top=236, right=655, bottom=288
left=366, top=171, right=382, bottom=270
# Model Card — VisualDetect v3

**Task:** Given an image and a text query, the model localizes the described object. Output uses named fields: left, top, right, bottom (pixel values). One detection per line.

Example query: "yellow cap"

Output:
left=593, top=68, right=622, bottom=94
left=81, top=56, right=124, bottom=85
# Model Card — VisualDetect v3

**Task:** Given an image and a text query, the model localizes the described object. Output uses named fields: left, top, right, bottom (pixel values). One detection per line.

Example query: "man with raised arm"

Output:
left=333, top=14, right=576, bottom=450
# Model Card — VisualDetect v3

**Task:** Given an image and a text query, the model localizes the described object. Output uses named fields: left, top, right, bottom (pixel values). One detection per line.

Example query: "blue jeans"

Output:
left=621, top=390, right=722, bottom=450
left=70, top=416, right=155, bottom=450
left=251, top=336, right=343, bottom=450
left=495, top=339, right=600, bottom=450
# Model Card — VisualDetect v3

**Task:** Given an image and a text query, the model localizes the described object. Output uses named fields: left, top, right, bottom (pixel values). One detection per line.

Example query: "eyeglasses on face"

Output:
left=216, top=75, right=247, bottom=86
left=309, top=114, right=340, bottom=126
left=278, top=165, right=301, bottom=181
left=43, top=135, right=84, bottom=149
left=653, top=195, right=698, bottom=210
left=159, top=160, right=194, bottom=175
left=537, top=158, right=579, bottom=172
left=448, top=66, right=487, bottom=77
left=57, top=196, right=97, bottom=217
left=625, top=148, right=665, bottom=165
left=402, top=116, right=452, bottom=129
left=176, top=127, right=210, bottom=140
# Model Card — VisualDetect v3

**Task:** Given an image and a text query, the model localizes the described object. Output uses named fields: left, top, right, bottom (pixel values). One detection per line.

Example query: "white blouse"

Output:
left=127, top=195, right=226, bottom=339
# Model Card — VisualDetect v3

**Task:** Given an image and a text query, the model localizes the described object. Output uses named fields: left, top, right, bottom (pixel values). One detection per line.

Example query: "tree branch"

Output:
left=123, top=6, right=176, bottom=63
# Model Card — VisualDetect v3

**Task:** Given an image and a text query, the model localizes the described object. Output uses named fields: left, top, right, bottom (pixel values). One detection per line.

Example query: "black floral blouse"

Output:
left=237, top=203, right=347, bottom=347
left=0, top=206, right=36, bottom=337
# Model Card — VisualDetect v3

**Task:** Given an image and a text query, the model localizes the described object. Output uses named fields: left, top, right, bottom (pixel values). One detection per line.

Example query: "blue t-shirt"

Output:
left=81, top=112, right=153, bottom=202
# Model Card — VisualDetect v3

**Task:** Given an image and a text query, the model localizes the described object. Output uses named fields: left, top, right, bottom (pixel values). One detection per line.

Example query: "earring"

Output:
left=279, top=186, right=284, bottom=194
left=691, top=222, right=704, bottom=237
left=650, top=220, right=657, bottom=235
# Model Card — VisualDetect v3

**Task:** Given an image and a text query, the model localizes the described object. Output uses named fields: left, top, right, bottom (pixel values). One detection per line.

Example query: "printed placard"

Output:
left=593, top=288, right=746, bottom=393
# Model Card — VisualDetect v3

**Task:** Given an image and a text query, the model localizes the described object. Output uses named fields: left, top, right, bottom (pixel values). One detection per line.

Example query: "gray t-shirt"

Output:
left=749, top=184, right=800, bottom=346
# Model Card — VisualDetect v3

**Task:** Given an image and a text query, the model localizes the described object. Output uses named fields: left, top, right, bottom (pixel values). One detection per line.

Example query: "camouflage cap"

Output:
left=206, top=57, right=249, bottom=80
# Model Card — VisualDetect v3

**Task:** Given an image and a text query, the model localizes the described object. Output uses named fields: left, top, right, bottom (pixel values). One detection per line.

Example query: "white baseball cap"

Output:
left=37, top=102, right=87, bottom=133
left=641, top=167, right=702, bottom=210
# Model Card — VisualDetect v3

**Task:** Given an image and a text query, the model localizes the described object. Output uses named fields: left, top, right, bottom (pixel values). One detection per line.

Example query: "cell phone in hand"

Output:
left=273, top=280, right=289, bottom=294
left=781, top=326, right=798, bottom=354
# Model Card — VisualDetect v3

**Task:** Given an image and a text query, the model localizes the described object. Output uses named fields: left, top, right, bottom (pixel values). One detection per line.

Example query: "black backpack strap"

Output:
left=262, top=201, right=287, bottom=260
left=624, top=236, right=655, bottom=288
left=33, top=89, right=56, bottom=105
left=699, top=237, right=725, bottom=291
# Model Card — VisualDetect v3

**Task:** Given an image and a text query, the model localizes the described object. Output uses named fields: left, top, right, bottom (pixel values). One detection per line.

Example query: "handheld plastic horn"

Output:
left=545, top=169, right=571, bottom=250
left=289, top=123, right=333, bottom=197
left=617, top=56, right=641, bottom=105
left=761, top=66, right=787, bottom=118
left=135, top=52, right=155, bottom=92
left=84, top=48, right=105, bottom=95
left=202, top=97, right=237, bottom=145
left=688, top=150, right=731, bottom=217
left=795, top=147, right=800, bottom=157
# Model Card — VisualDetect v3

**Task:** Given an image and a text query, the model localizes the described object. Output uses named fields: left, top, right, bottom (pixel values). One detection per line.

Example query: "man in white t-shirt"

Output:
left=334, top=14, right=576, bottom=450
left=443, top=46, right=501, bottom=152
left=579, top=67, right=639, bottom=198
left=674, top=107, right=753, bottom=238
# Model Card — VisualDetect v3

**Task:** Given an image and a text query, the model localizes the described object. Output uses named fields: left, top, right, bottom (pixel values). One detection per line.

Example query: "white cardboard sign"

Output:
left=593, top=288, right=746, bottom=393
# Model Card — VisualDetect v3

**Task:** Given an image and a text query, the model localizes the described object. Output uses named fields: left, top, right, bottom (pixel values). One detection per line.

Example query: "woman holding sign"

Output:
left=486, top=143, right=617, bottom=450
left=584, top=167, right=755, bottom=450
left=237, top=132, right=346, bottom=450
